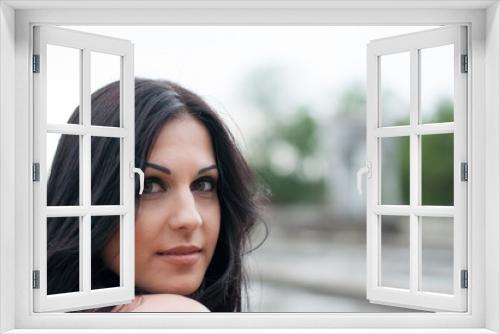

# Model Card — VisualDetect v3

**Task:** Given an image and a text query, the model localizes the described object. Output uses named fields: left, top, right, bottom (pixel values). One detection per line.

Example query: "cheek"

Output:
left=102, top=232, right=120, bottom=274
left=134, top=203, right=165, bottom=257
left=199, top=199, right=221, bottom=251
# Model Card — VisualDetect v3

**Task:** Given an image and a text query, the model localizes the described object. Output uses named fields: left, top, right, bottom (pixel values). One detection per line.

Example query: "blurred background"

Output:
left=51, top=25, right=454, bottom=312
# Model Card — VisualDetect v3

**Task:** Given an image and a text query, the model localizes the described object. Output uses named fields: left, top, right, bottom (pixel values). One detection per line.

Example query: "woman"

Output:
left=46, top=78, right=263, bottom=312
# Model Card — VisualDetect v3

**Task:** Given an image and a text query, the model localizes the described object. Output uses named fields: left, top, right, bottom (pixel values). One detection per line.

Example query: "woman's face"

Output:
left=102, top=113, right=221, bottom=295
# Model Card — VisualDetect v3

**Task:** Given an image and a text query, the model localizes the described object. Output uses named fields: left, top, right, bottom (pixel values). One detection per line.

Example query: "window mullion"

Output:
left=122, top=45, right=135, bottom=292
left=81, top=48, right=91, bottom=293
left=409, top=48, right=420, bottom=293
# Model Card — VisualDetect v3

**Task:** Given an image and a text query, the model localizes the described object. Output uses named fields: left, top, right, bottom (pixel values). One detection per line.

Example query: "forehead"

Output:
left=148, top=113, right=215, bottom=164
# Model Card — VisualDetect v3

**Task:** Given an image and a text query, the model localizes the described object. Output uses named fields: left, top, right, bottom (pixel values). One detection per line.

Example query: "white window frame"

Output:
left=0, top=1, right=499, bottom=333
left=366, top=26, right=468, bottom=312
left=32, top=25, right=136, bottom=312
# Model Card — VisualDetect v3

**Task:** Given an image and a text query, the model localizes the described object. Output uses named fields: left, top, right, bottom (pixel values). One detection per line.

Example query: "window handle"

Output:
left=356, top=162, right=371, bottom=195
left=130, top=162, right=145, bottom=195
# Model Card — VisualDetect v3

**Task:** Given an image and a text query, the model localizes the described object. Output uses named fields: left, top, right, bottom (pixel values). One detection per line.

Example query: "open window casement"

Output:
left=364, top=25, right=468, bottom=312
left=32, top=26, right=139, bottom=312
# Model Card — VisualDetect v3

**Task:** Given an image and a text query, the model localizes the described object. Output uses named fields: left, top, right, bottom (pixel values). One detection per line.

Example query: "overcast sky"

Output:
left=48, top=25, right=447, bottom=165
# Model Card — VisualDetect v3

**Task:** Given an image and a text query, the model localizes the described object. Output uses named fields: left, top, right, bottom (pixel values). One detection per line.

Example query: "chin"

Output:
left=167, top=283, right=199, bottom=295
left=143, top=278, right=203, bottom=296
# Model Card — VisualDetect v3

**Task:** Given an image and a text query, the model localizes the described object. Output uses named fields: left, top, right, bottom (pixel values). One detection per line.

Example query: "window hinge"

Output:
left=461, top=269, right=468, bottom=289
left=461, top=162, right=468, bottom=182
left=461, top=54, right=468, bottom=73
left=33, top=270, right=40, bottom=289
left=33, top=163, right=40, bottom=182
left=32, top=54, right=40, bottom=73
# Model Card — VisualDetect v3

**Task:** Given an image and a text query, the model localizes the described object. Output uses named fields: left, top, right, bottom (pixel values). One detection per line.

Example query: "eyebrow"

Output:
left=145, top=162, right=217, bottom=176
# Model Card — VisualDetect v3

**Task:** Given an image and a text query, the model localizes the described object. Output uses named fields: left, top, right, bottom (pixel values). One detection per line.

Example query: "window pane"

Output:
left=91, top=137, right=121, bottom=205
left=92, top=216, right=120, bottom=290
left=47, top=44, right=80, bottom=125
left=420, top=45, right=454, bottom=124
left=380, top=52, right=410, bottom=127
left=47, top=133, right=80, bottom=206
left=381, top=137, right=410, bottom=205
left=421, top=134, right=454, bottom=206
left=421, top=217, right=454, bottom=294
left=381, top=215, right=409, bottom=289
left=91, top=52, right=121, bottom=127
left=47, top=217, right=80, bottom=295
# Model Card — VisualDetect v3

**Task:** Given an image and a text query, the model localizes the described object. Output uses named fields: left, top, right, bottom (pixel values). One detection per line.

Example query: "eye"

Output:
left=143, top=177, right=165, bottom=195
left=192, top=177, right=216, bottom=193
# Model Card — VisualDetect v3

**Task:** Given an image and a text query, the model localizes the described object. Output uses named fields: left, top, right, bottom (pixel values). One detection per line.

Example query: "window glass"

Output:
left=421, top=134, right=454, bottom=206
left=380, top=52, right=411, bottom=127
left=420, top=45, right=454, bottom=124
left=47, top=44, right=80, bottom=125
left=47, top=216, right=80, bottom=295
left=47, top=133, right=80, bottom=206
left=92, top=216, right=121, bottom=290
left=381, top=215, right=410, bottom=289
left=91, top=52, right=121, bottom=127
left=421, top=217, right=454, bottom=294
left=91, top=137, right=121, bottom=206
left=381, top=136, right=410, bottom=205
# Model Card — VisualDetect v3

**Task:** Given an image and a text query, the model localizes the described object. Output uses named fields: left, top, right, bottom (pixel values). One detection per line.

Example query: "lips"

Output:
left=157, top=245, right=202, bottom=255
left=156, top=245, right=202, bottom=266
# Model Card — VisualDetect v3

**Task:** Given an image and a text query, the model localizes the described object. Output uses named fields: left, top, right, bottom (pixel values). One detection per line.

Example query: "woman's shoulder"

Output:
left=111, top=294, right=210, bottom=312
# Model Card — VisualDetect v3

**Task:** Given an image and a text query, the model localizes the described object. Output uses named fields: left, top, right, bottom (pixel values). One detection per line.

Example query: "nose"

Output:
left=167, top=189, right=203, bottom=231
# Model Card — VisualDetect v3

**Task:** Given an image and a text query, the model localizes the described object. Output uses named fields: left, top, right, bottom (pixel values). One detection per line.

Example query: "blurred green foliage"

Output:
left=382, top=136, right=410, bottom=205
left=279, top=106, right=318, bottom=157
left=255, top=164, right=327, bottom=205
left=242, top=66, right=327, bottom=204
left=336, top=83, right=366, bottom=118
left=241, top=64, right=454, bottom=206
left=400, top=100, right=454, bottom=205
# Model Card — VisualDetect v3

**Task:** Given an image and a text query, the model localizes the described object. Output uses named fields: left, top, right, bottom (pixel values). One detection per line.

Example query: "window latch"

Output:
left=130, top=162, right=144, bottom=195
left=356, top=162, right=372, bottom=195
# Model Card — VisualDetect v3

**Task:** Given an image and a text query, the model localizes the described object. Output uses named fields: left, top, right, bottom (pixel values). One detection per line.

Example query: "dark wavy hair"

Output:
left=46, top=78, right=263, bottom=312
